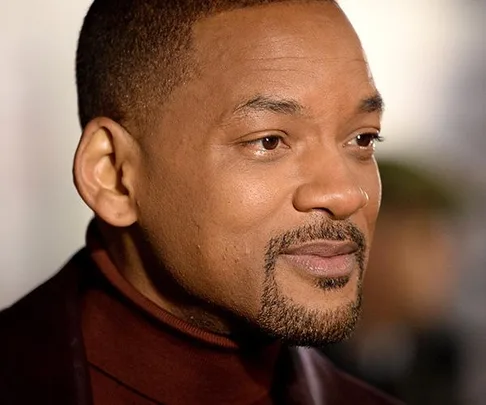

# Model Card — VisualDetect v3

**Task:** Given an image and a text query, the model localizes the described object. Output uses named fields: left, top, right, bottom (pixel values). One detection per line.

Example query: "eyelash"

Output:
left=243, top=133, right=384, bottom=150
left=348, top=133, right=385, bottom=148
left=242, top=135, right=287, bottom=152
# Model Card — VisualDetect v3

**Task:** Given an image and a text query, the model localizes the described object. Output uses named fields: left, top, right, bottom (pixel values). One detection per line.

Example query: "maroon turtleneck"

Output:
left=81, top=223, right=282, bottom=404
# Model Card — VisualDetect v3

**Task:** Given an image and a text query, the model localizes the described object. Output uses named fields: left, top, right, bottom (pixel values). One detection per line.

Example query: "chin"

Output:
left=256, top=272, right=363, bottom=347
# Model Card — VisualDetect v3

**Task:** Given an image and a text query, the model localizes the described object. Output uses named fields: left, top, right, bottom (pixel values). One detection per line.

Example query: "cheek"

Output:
left=204, top=173, right=282, bottom=229
left=137, top=156, right=289, bottom=317
left=193, top=171, right=286, bottom=306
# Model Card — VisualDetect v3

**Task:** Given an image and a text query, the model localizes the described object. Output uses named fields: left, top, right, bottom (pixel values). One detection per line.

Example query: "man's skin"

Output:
left=73, top=2, right=383, bottom=344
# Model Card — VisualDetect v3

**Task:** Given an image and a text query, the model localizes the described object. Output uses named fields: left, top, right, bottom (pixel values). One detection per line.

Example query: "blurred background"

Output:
left=1, top=0, right=484, bottom=404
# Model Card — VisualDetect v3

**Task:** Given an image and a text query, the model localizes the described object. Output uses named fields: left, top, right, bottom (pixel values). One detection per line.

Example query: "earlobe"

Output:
left=73, top=118, right=138, bottom=227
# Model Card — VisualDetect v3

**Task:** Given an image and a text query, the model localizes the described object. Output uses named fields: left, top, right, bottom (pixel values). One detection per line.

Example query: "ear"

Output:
left=73, top=117, right=139, bottom=227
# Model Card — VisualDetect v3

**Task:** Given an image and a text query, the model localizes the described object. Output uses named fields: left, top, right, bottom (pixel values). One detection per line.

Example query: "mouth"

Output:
left=280, top=240, right=359, bottom=279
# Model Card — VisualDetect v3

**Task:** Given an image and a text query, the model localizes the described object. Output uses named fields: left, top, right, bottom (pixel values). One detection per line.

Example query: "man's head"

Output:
left=73, top=0, right=383, bottom=346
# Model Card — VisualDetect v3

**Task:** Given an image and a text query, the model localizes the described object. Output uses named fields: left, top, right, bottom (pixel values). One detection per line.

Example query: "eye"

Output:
left=260, top=136, right=282, bottom=150
left=349, top=133, right=384, bottom=148
left=244, top=135, right=285, bottom=152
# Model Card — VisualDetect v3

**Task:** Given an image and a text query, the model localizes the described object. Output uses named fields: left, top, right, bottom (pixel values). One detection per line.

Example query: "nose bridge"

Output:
left=293, top=145, right=367, bottom=218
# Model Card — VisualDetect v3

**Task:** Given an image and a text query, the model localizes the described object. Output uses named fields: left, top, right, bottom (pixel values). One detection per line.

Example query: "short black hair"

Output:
left=76, top=0, right=335, bottom=131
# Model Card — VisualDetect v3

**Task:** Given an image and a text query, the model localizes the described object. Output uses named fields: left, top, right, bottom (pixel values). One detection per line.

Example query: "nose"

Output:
left=292, top=150, right=369, bottom=220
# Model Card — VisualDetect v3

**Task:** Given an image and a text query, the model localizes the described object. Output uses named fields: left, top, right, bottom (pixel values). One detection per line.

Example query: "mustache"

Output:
left=264, top=220, right=367, bottom=274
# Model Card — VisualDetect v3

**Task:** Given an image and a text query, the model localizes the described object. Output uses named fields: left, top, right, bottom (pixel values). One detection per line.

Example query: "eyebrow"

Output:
left=359, top=93, right=385, bottom=115
left=230, top=92, right=385, bottom=119
left=232, top=95, right=304, bottom=116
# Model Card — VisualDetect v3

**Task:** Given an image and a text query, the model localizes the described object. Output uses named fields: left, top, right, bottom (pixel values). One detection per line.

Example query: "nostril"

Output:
left=314, top=207, right=334, bottom=217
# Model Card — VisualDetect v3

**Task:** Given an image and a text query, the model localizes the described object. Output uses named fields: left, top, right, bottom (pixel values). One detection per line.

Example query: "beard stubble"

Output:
left=256, top=220, right=367, bottom=347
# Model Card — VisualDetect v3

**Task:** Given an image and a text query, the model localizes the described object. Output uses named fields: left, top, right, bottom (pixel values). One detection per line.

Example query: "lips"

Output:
left=282, top=240, right=359, bottom=257
left=280, top=240, right=359, bottom=279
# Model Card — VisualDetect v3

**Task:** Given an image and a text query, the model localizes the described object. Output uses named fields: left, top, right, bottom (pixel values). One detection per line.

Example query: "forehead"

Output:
left=183, top=2, right=376, bottom=121
left=156, top=2, right=377, bottom=134
left=193, top=2, right=360, bottom=61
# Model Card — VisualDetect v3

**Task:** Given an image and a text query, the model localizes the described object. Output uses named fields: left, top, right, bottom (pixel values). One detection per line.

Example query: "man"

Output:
left=0, top=1, right=400, bottom=404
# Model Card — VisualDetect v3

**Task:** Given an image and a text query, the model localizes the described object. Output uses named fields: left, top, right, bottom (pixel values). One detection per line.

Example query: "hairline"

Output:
left=135, top=1, right=339, bottom=133
left=77, top=0, right=339, bottom=135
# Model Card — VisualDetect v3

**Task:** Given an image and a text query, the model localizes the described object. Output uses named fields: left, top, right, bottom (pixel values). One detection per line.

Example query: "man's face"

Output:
left=135, top=2, right=382, bottom=345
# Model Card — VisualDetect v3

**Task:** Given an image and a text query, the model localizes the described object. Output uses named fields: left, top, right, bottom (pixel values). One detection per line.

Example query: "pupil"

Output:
left=357, top=134, right=373, bottom=147
left=262, top=137, right=279, bottom=150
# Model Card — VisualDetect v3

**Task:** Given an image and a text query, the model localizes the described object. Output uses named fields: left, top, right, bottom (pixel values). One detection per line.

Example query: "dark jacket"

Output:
left=0, top=249, right=401, bottom=405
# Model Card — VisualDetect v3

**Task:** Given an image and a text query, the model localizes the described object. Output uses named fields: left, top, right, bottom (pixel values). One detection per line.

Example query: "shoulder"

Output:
left=289, top=347, right=403, bottom=405
left=0, top=249, right=92, bottom=405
